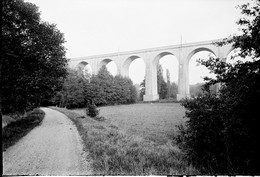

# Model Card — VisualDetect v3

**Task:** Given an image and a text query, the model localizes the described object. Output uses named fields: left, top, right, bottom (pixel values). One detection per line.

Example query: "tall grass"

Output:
left=2, top=108, right=45, bottom=151
left=51, top=107, right=198, bottom=175
left=2, top=115, right=15, bottom=128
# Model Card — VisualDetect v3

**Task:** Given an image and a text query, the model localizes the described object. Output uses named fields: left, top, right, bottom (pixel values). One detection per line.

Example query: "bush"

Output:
left=86, top=103, right=99, bottom=118
left=177, top=95, right=227, bottom=174
left=178, top=68, right=260, bottom=174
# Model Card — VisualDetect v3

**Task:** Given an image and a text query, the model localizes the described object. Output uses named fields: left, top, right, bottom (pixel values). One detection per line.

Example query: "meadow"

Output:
left=62, top=103, right=198, bottom=175
left=73, top=103, right=187, bottom=144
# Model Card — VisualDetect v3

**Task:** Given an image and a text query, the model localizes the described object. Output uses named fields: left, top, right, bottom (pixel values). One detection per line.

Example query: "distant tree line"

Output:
left=190, top=83, right=217, bottom=97
left=53, top=66, right=137, bottom=108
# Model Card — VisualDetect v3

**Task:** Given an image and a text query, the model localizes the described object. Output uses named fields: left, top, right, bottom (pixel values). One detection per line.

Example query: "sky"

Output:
left=25, top=0, right=249, bottom=85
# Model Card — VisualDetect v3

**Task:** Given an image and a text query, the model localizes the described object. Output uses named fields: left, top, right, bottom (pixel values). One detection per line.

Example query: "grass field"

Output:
left=63, top=103, right=198, bottom=175
left=74, top=103, right=187, bottom=143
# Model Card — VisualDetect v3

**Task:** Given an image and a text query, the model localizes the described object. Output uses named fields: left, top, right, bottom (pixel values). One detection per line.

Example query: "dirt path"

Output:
left=3, top=107, right=91, bottom=176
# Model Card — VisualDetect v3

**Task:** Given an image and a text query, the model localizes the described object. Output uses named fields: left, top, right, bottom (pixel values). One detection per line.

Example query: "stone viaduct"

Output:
left=69, top=39, right=233, bottom=101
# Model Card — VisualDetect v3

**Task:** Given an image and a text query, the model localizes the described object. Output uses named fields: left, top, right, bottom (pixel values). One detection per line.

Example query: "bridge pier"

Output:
left=143, top=57, right=159, bottom=101
left=176, top=53, right=190, bottom=100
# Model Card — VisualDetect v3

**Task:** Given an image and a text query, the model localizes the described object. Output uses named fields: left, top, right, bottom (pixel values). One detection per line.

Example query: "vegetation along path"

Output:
left=3, top=108, right=91, bottom=176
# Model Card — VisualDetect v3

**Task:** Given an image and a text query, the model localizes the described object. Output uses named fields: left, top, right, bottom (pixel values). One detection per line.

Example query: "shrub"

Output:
left=177, top=95, right=227, bottom=174
left=86, top=103, right=99, bottom=118
left=178, top=68, right=260, bottom=174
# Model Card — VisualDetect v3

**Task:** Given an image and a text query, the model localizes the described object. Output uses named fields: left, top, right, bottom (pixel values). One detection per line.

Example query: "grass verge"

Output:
left=2, top=115, right=15, bottom=128
left=2, top=108, right=45, bottom=151
left=50, top=106, right=198, bottom=175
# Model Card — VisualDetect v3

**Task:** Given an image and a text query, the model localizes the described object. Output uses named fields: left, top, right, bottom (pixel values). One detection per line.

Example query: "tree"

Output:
left=157, top=64, right=167, bottom=99
left=169, top=82, right=178, bottom=99
left=85, top=66, right=112, bottom=106
left=178, top=0, right=260, bottom=174
left=113, top=75, right=137, bottom=104
left=1, top=0, right=68, bottom=114
left=139, top=78, right=145, bottom=101
left=84, top=65, right=137, bottom=106
left=166, top=69, right=171, bottom=99
left=53, top=69, right=85, bottom=108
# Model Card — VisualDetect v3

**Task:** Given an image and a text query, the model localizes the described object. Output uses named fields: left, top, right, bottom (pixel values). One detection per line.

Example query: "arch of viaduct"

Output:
left=69, top=39, right=233, bottom=101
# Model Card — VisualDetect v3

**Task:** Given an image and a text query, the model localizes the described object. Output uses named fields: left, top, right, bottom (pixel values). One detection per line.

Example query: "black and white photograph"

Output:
left=2, top=0, right=260, bottom=176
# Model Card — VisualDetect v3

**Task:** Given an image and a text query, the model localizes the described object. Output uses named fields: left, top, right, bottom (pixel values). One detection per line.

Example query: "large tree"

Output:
left=1, top=0, right=68, bottom=114
left=178, top=0, right=260, bottom=174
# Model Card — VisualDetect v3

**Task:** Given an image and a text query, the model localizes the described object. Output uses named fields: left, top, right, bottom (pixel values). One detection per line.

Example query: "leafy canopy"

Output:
left=1, top=0, right=68, bottom=113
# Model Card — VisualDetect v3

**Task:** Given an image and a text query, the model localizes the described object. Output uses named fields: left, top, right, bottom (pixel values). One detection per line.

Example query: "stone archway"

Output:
left=98, top=58, right=118, bottom=76
left=142, top=51, right=178, bottom=101
left=121, top=55, right=142, bottom=77
left=186, top=47, right=217, bottom=96
left=76, top=61, right=92, bottom=78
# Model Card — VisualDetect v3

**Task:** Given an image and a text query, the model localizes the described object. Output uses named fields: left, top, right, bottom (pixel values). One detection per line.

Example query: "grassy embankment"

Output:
left=2, top=108, right=45, bottom=151
left=51, top=103, right=198, bottom=175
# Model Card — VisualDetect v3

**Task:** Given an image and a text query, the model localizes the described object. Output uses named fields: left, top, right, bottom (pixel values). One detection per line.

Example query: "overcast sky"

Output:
left=25, top=0, right=248, bottom=84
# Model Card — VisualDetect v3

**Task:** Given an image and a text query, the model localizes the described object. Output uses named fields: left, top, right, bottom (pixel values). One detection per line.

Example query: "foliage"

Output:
left=54, top=66, right=137, bottom=108
left=86, top=102, right=100, bottom=118
left=157, top=64, right=168, bottom=99
left=85, top=66, right=137, bottom=106
left=139, top=78, right=146, bottom=100
left=2, top=115, right=15, bottom=128
left=189, top=83, right=217, bottom=97
left=1, top=0, right=68, bottom=114
left=178, top=0, right=260, bottom=174
left=189, top=83, right=204, bottom=97
left=166, top=69, right=171, bottom=98
left=53, top=69, right=86, bottom=108
left=168, top=82, right=178, bottom=99
left=2, top=108, right=45, bottom=151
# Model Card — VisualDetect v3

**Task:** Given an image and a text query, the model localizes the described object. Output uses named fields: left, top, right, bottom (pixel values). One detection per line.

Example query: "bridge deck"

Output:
left=71, top=39, right=223, bottom=60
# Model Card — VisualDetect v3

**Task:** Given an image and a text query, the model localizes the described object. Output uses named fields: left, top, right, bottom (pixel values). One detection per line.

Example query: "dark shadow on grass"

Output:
left=2, top=108, right=45, bottom=151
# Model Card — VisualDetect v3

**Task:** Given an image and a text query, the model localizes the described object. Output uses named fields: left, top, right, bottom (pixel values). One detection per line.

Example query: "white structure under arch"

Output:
left=70, top=39, right=232, bottom=101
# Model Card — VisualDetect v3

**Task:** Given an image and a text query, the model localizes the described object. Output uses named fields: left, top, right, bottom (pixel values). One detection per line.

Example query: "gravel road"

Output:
left=3, top=107, right=91, bottom=176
